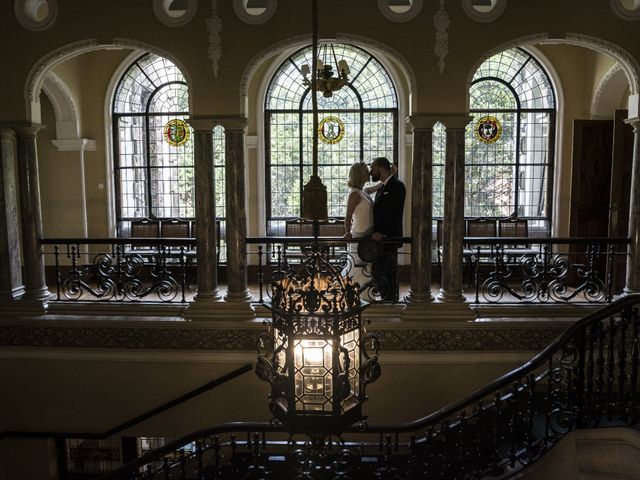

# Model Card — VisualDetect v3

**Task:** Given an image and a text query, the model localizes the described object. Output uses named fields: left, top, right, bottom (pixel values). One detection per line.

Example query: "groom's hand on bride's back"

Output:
left=372, top=232, right=384, bottom=241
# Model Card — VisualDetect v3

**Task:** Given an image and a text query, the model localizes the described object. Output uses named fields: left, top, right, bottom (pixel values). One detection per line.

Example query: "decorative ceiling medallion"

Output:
left=153, top=0, right=198, bottom=27
left=377, top=0, right=423, bottom=23
left=474, top=115, right=502, bottom=144
left=232, top=0, right=278, bottom=25
left=318, top=116, right=345, bottom=144
left=611, top=0, right=640, bottom=20
left=461, top=0, right=507, bottom=23
left=164, top=119, right=190, bottom=146
left=13, top=0, right=58, bottom=31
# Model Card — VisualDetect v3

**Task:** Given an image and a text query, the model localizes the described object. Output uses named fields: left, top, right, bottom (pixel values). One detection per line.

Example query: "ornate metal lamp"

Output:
left=300, top=44, right=350, bottom=99
left=256, top=245, right=381, bottom=435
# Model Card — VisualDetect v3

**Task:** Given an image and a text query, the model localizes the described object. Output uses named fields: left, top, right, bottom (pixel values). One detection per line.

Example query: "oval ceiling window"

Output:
left=153, top=0, right=198, bottom=27
left=13, top=0, right=58, bottom=31
left=611, top=0, right=640, bottom=19
left=378, top=0, right=423, bottom=22
left=461, top=0, right=507, bottom=22
left=233, top=0, right=278, bottom=25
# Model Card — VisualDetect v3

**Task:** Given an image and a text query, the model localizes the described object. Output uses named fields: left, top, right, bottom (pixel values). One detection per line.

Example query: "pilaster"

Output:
left=220, top=116, right=254, bottom=319
left=624, top=117, right=640, bottom=294
left=437, top=115, right=473, bottom=304
left=184, top=118, right=222, bottom=319
left=404, top=114, right=437, bottom=311
left=14, top=124, right=50, bottom=309
left=0, top=128, right=25, bottom=304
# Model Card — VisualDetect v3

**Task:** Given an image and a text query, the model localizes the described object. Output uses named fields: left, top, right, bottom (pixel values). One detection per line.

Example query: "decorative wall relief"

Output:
left=206, top=0, right=222, bottom=78
left=433, top=0, right=450, bottom=74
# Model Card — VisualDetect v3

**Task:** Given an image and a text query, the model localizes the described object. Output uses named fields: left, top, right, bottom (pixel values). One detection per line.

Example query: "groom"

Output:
left=370, top=157, right=405, bottom=301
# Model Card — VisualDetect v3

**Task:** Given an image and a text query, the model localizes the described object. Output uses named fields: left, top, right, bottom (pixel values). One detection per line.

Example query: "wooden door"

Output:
left=570, top=120, right=614, bottom=238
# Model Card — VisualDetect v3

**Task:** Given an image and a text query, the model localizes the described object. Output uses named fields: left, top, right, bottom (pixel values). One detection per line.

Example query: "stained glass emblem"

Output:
left=318, top=116, right=345, bottom=144
left=474, top=115, right=502, bottom=144
left=164, top=119, right=190, bottom=147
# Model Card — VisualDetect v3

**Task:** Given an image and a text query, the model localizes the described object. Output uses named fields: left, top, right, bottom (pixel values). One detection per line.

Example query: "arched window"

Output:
left=264, top=43, right=398, bottom=235
left=434, top=48, right=555, bottom=233
left=112, top=53, right=226, bottom=235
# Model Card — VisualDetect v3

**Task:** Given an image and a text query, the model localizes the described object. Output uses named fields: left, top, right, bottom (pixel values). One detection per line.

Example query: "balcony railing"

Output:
left=40, top=235, right=629, bottom=306
left=465, top=237, right=630, bottom=304
left=97, top=295, right=640, bottom=480
left=246, top=236, right=411, bottom=305
left=41, top=238, right=196, bottom=303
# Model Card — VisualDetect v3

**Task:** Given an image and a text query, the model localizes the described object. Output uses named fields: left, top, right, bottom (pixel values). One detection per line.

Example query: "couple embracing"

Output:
left=343, top=157, right=406, bottom=301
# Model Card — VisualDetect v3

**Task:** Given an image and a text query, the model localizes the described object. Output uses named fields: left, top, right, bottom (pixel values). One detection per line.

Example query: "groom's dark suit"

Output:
left=373, top=175, right=406, bottom=300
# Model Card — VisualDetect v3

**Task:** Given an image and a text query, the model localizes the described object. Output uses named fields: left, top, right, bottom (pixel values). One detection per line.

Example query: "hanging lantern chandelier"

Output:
left=255, top=245, right=381, bottom=435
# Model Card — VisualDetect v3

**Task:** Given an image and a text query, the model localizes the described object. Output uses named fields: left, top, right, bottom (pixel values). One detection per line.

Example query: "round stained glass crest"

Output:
left=164, top=119, right=190, bottom=147
left=318, top=116, right=345, bottom=144
left=474, top=115, right=502, bottom=144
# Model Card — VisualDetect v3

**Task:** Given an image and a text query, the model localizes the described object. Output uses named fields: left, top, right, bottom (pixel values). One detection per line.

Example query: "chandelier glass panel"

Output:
left=265, top=43, right=398, bottom=235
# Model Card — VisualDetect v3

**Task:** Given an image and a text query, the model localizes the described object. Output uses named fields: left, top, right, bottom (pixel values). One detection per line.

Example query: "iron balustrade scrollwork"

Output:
left=41, top=238, right=196, bottom=303
left=98, top=295, right=640, bottom=480
left=466, top=237, right=630, bottom=304
left=246, top=236, right=411, bottom=305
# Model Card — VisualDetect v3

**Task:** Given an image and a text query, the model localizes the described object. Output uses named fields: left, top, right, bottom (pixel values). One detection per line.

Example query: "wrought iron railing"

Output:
left=99, top=295, right=640, bottom=480
left=41, top=238, right=196, bottom=303
left=246, top=237, right=411, bottom=305
left=466, top=237, right=630, bottom=304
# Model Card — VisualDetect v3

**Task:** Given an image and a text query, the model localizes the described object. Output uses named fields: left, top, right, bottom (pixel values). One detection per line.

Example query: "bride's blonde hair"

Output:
left=348, top=162, right=369, bottom=189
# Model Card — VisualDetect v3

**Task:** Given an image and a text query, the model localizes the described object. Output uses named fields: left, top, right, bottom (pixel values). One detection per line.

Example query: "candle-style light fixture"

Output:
left=300, top=44, right=350, bottom=99
left=255, top=245, right=381, bottom=435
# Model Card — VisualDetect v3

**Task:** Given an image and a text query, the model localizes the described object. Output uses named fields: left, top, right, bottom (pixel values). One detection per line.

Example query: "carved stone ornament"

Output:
left=0, top=324, right=565, bottom=352
left=433, top=0, right=450, bottom=75
left=206, top=0, right=223, bottom=78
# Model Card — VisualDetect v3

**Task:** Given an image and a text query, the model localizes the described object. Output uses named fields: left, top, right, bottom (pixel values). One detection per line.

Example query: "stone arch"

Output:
left=24, top=37, right=194, bottom=122
left=592, top=64, right=630, bottom=118
left=41, top=71, right=79, bottom=140
left=239, top=33, right=418, bottom=114
left=465, top=33, right=640, bottom=109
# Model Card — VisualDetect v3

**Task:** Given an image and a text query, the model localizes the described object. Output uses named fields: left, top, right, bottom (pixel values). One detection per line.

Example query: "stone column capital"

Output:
left=186, top=116, right=218, bottom=132
left=6, top=123, right=45, bottom=137
left=213, top=115, right=248, bottom=133
left=440, top=114, right=473, bottom=130
left=624, top=117, right=640, bottom=132
left=0, top=127, right=16, bottom=139
left=406, top=114, right=438, bottom=131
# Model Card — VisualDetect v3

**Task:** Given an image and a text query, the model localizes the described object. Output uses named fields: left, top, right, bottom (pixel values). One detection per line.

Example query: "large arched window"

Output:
left=264, top=43, right=398, bottom=235
left=112, top=53, right=226, bottom=235
left=434, top=48, right=556, bottom=233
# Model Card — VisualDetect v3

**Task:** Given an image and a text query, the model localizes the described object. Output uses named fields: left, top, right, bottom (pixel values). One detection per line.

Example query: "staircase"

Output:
left=100, top=295, right=640, bottom=480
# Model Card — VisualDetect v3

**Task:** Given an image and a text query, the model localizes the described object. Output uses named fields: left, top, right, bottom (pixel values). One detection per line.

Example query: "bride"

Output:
left=342, top=162, right=376, bottom=295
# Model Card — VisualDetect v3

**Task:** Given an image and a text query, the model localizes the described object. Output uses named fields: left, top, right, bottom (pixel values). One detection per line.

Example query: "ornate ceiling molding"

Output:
left=206, top=0, right=223, bottom=78
left=433, top=0, right=450, bottom=74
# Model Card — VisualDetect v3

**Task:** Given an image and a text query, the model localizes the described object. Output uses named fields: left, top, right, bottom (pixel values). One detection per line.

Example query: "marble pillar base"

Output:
left=622, top=287, right=640, bottom=295
left=21, top=286, right=51, bottom=303
left=0, top=286, right=25, bottom=301
left=436, top=288, right=467, bottom=303
left=224, top=288, right=252, bottom=302
left=405, top=289, right=435, bottom=304
left=184, top=298, right=255, bottom=321
left=193, top=289, right=222, bottom=302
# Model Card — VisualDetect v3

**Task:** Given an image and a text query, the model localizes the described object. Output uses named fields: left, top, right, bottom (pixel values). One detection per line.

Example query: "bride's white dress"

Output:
left=343, top=187, right=374, bottom=294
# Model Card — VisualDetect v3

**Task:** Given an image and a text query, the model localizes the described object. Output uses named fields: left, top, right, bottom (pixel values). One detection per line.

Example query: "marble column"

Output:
left=0, top=128, right=24, bottom=302
left=624, top=118, right=640, bottom=294
left=406, top=115, right=436, bottom=305
left=15, top=125, right=50, bottom=304
left=221, top=117, right=252, bottom=304
left=187, top=118, right=221, bottom=307
left=437, top=115, right=472, bottom=303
